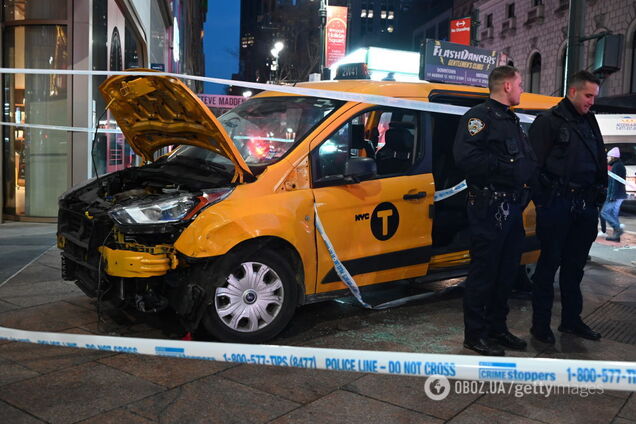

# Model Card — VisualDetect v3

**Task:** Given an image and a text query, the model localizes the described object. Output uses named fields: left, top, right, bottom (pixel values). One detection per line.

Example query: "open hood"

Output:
left=99, top=70, right=253, bottom=182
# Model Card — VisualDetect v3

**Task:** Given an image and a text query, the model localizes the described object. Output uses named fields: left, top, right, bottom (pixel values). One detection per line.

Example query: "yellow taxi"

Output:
left=57, top=70, right=560, bottom=342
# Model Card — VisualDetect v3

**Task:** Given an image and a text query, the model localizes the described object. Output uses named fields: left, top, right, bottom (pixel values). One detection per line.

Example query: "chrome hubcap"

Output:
left=214, top=262, right=284, bottom=333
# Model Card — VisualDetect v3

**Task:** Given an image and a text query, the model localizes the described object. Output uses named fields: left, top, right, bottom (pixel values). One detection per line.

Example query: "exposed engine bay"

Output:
left=57, top=157, right=234, bottom=330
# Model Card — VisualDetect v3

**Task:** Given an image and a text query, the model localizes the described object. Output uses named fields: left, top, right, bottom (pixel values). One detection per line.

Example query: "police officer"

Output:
left=454, top=66, right=535, bottom=356
left=529, top=71, right=606, bottom=343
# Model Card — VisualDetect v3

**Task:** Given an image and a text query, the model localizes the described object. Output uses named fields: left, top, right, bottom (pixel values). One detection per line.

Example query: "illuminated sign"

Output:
left=450, top=17, right=471, bottom=45
left=596, top=115, right=636, bottom=136
left=325, top=6, right=348, bottom=69
left=330, top=47, right=420, bottom=81
left=420, top=39, right=498, bottom=87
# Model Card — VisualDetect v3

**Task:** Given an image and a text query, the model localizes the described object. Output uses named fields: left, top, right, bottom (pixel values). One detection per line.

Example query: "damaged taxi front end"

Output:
left=57, top=71, right=250, bottom=327
left=57, top=169, right=234, bottom=317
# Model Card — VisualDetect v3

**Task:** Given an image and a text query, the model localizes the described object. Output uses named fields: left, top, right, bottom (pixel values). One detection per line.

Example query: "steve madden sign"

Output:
left=198, top=94, right=246, bottom=109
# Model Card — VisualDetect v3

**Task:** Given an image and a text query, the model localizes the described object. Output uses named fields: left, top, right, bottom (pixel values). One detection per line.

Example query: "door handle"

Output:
left=403, top=191, right=426, bottom=200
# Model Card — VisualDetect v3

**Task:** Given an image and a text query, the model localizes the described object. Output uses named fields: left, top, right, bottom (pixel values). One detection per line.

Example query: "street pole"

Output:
left=471, top=8, right=480, bottom=47
left=271, top=42, right=284, bottom=84
left=565, top=0, right=585, bottom=95
left=319, top=0, right=327, bottom=78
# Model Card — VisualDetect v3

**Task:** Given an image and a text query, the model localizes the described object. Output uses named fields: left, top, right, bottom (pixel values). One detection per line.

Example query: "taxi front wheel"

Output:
left=202, top=249, right=298, bottom=343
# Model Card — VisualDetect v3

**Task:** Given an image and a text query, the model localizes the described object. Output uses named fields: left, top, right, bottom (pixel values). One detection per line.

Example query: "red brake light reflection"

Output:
left=246, top=137, right=270, bottom=159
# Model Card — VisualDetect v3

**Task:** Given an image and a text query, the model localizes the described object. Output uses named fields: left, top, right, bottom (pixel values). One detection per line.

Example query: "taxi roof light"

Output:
left=334, top=63, right=370, bottom=80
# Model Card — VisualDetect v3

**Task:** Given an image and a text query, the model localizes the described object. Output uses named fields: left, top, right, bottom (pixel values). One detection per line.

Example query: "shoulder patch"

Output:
left=467, top=118, right=485, bottom=136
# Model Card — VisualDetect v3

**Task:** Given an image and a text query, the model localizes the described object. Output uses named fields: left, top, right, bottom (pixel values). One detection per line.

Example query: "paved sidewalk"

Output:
left=590, top=212, right=636, bottom=268
left=0, top=222, right=634, bottom=424
left=0, top=222, right=56, bottom=285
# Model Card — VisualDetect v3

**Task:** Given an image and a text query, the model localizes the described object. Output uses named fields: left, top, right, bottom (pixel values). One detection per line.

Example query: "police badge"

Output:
left=468, top=118, right=485, bottom=136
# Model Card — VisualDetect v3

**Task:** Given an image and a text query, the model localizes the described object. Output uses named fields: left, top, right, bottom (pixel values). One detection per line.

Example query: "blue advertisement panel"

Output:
left=420, top=39, right=498, bottom=88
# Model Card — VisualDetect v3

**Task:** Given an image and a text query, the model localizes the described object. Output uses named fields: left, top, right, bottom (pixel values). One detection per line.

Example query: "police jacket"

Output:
left=453, top=98, right=536, bottom=191
left=608, top=160, right=627, bottom=201
left=528, top=98, right=607, bottom=192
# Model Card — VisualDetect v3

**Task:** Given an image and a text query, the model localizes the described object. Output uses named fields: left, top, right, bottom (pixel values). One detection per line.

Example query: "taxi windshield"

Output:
left=165, top=96, right=341, bottom=171
left=218, top=96, right=342, bottom=165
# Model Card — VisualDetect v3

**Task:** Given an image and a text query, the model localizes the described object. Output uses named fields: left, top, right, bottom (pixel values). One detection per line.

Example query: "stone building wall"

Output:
left=475, top=0, right=636, bottom=99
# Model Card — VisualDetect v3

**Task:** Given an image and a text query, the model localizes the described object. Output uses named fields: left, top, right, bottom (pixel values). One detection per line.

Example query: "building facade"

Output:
left=346, top=0, right=420, bottom=52
left=236, top=0, right=426, bottom=87
left=1, top=0, right=206, bottom=220
left=237, top=0, right=331, bottom=85
left=411, top=1, right=453, bottom=50
left=475, top=0, right=636, bottom=106
left=235, top=0, right=310, bottom=85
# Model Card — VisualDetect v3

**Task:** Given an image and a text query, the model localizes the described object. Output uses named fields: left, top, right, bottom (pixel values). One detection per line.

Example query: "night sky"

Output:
left=203, top=1, right=241, bottom=94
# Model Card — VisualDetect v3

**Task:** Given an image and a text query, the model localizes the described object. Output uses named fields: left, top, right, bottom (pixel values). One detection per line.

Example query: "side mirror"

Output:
left=344, top=157, right=377, bottom=181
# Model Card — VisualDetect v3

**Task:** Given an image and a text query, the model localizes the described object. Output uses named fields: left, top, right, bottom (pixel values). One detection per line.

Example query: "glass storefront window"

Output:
left=150, top=1, right=167, bottom=69
left=91, top=0, right=145, bottom=176
left=125, top=25, right=142, bottom=69
left=3, top=0, right=67, bottom=21
left=2, top=24, right=69, bottom=217
left=2, top=0, right=156, bottom=220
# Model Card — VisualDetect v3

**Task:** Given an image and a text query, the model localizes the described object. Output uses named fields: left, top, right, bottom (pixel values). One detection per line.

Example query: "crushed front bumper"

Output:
left=98, top=245, right=179, bottom=278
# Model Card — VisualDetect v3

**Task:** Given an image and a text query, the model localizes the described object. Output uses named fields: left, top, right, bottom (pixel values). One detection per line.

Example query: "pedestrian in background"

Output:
left=597, top=160, right=612, bottom=237
left=528, top=71, right=607, bottom=344
left=601, top=147, right=627, bottom=242
left=454, top=65, right=534, bottom=356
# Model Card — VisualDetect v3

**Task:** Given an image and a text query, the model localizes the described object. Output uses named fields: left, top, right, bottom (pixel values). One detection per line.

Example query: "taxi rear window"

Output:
left=428, top=90, right=488, bottom=108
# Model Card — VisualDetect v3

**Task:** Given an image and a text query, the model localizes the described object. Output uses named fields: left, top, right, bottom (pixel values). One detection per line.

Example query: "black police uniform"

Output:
left=453, top=98, right=536, bottom=352
left=528, top=97, right=607, bottom=342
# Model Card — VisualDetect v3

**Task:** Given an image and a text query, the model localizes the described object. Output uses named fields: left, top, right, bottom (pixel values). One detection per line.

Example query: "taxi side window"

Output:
left=311, top=108, right=420, bottom=186
left=315, top=122, right=354, bottom=179
left=375, top=112, right=417, bottom=175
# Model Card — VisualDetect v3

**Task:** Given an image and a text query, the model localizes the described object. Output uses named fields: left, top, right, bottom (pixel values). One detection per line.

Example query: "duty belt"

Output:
left=556, top=184, right=602, bottom=201
left=552, top=183, right=605, bottom=212
left=468, top=185, right=528, bottom=203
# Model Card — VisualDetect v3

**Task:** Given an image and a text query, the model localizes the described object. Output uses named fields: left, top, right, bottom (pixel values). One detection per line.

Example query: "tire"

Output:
left=202, top=249, right=299, bottom=343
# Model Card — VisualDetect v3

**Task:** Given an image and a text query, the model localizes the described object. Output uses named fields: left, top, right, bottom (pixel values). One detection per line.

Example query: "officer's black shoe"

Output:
left=463, top=338, right=505, bottom=356
left=489, top=330, right=527, bottom=350
left=530, top=327, right=555, bottom=344
left=558, top=323, right=601, bottom=341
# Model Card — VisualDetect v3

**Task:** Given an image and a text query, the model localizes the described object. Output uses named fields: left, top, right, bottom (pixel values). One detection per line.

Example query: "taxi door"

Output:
left=310, top=105, right=435, bottom=294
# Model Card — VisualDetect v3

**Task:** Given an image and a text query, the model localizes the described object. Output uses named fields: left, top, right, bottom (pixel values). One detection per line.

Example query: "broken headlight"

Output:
left=109, top=195, right=195, bottom=225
